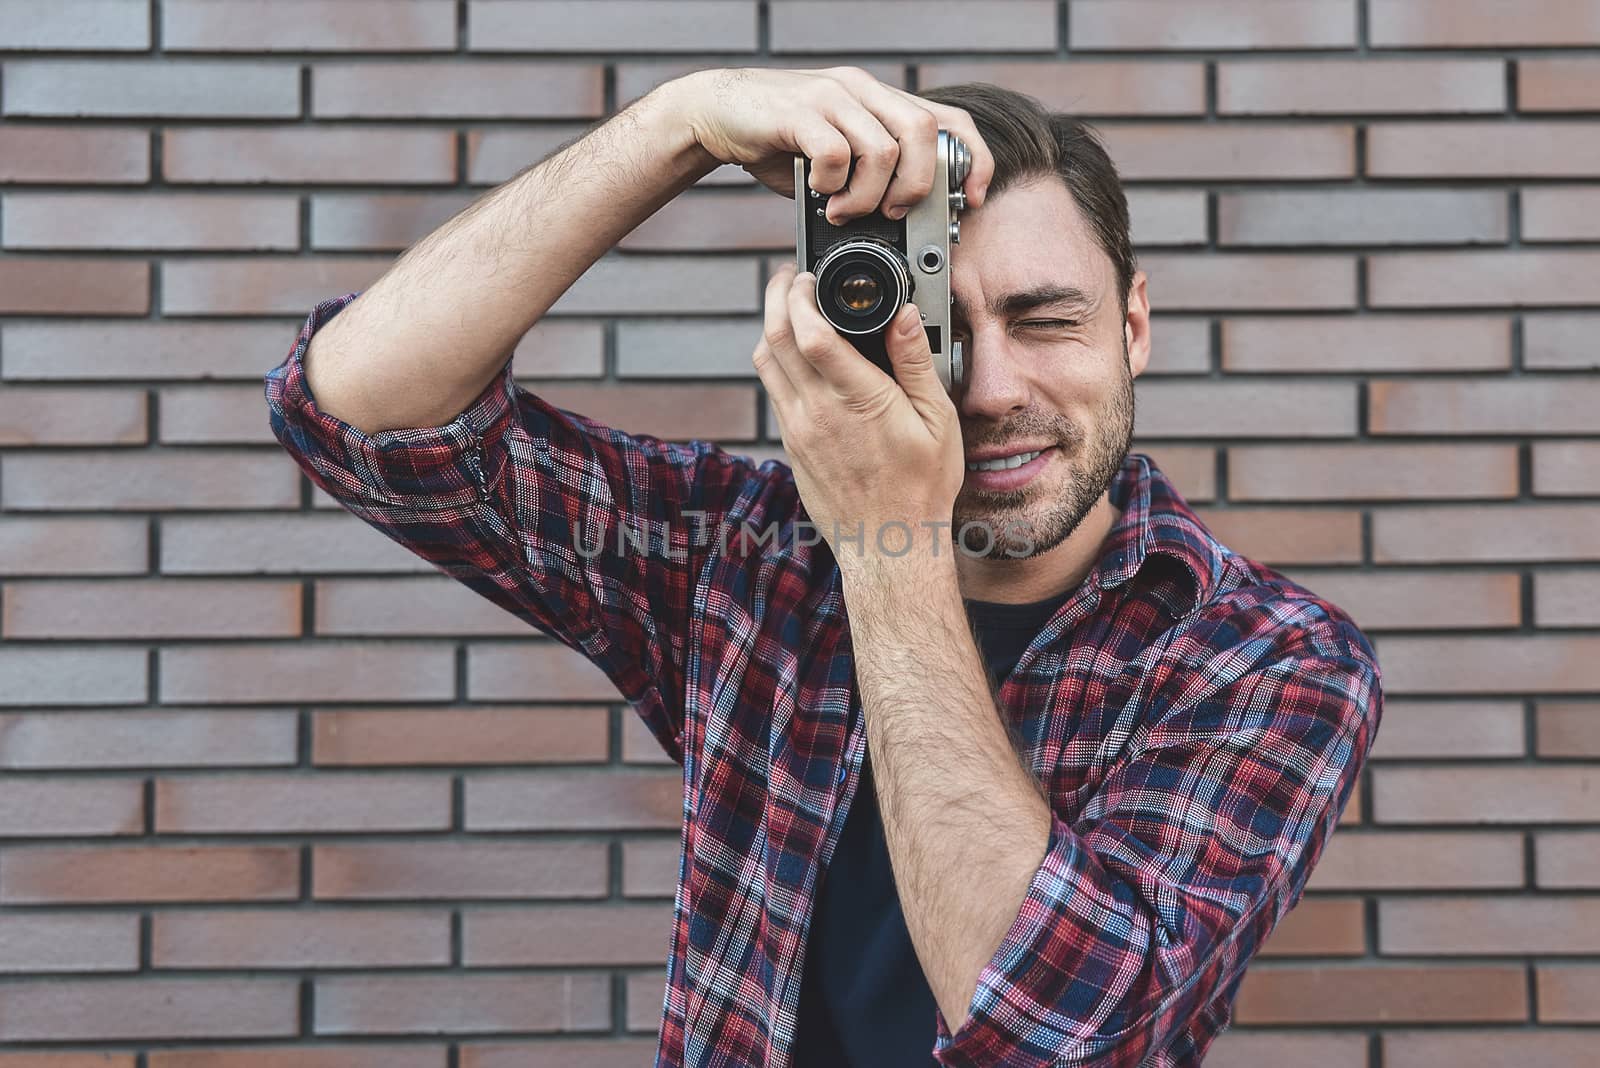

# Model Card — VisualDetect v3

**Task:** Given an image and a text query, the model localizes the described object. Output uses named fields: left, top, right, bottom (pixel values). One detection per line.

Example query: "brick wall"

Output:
left=1, top=0, right=1597, bottom=1064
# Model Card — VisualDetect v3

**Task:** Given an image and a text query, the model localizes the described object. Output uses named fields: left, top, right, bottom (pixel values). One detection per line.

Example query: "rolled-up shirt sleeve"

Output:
left=265, top=291, right=784, bottom=764
left=931, top=613, right=1382, bottom=1067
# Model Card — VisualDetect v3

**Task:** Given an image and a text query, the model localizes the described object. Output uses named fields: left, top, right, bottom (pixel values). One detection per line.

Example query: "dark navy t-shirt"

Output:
left=791, top=589, right=1071, bottom=1065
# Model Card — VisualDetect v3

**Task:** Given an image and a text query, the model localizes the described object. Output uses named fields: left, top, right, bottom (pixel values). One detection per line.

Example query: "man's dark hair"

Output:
left=917, top=82, right=1137, bottom=317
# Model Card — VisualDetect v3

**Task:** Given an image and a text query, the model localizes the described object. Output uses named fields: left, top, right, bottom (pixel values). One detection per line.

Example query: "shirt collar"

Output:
left=1092, top=451, right=1220, bottom=613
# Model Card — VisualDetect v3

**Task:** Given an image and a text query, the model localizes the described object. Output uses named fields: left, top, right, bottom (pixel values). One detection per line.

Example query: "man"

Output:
left=266, top=66, right=1381, bottom=1067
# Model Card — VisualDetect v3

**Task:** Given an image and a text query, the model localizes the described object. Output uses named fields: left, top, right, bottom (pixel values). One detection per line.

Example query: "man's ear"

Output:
left=1124, top=270, right=1152, bottom=379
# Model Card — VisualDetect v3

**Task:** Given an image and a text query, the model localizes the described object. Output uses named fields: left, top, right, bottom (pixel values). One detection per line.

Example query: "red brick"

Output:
left=464, top=768, right=681, bottom=831
left=464, top=126, right=592, bottom=185
left=1537, top=702, right=1600, bottom=758
left=3, top=60, right=298, bottom=118
left=1524, top=314, right=1600, bottom=370
left=0, top=978, right=299, bottom=1041
left=1137, top=446, right=1215, bottom=498
left=1373, top=504, right=1600, bottom=563
left=461, top=1040, right=658, bottom=1068
left=1520, top=58, right=1600, bottom=111
left=3, top=193, right=298, bottom=251
left=1072, top=0, right=1354, bottom=49
left=163, top=0, right=456, bottom=52
left=1385, top=1030, right=1600, bottom=1068
left=1141, top=382, right=1359, bottom=438
left=1129, top=190, right=1209, bottom=247
left=1536, top=831, right=1600, bottom=887
left=1234, top=964, right=1527, bottom=1024
left=315, top=575, right=534, bottom=636
left=771, top=1, right=1056, bottom=52
left=151, top=1048, right=447, bottom=1068
left=313, top=63, right=603, bottom=119
left=160, top=642, right=455, bottom=704
left=620, top=191, right=790, bottom=252
left=1363, top=699, right=1526, bottom=759
left=1369, top=123, right=1600, bottom=178
left=1, top=845, right=299, bottom=903
left=2, top=451, right=298, bottom=511
left=1371, top=378, right=1600, bottom=435
left=549, top=256, right=761, bottom=315
left=314, top=973, right=610, bottom=1035
left=159, top=514, right=438, bottom=576
left=0, top=0, right=150, bottom=49
left=1375, top=766, right=1600, bottom=824
left=0, top=1058, right=136, bottom=1068
left=0, top=320, right=305, bottom=381
left=1204, top=1032, right=1368, bottom=1068
left=162, top=257, right=389, bottom=316
left=1382, top=896, right=1600, bottom=955
left=1133, top=254, right=1356, bottom=310
left=0, top=710, right=297, bottom=769
left=1219, top=59, right=1504, bottom=115
left=1377, top=635, right=1600, bottom=696
left=614, top=60, right=905, bottom=109
left=622, top=837, right=679, bottom=897
left=1533, top=442, right=1600, bottom=496
left=509, top=321, right=606, bottom=378
left=164, top=128, right=456, bottom=184
left=0, top=646, right=147, bottom=706
left=313, top=705, right=608, bottom=766
left=1231, top=444, right=1516, bottom=502
left=152, top=909, right=451, bottom=969
left=919, top=61, right=1205, bottom=116
left=1278, top=571, right=1521, bottom=633
left=1218, top=189, right=1506, bottom=246
left=156, top=773, right=451, bottom=833
left=463, top=903, right=673, bottom=965
left=1523, top=187, right=1600, bottom=242
left=1311, top=830, right=1524, bottom=891
left=0, top=517, right=147, bottom=576
left=312, top=840, right=607, bottom=900
left=4, top=578, right=300, bottom=639
left=156, top=384, right=278, bottom=445
left=1539, top=966, right=1600, bottom=1021
left=0, top=126, right=149, bottom=183
left=1193, top=507, right=1364, bottom=566
left=468, top=641, right=625, bottom=703
left=1101, top=125, right=1355, bottom=180
left=470, top=1, right=756, bottom=51
left=310, top=192, right=473, bottom=251
left=623, top=710, right=679, bottom=765
left=615, top=319, right=761, bottom=378
left=1222, top=315, right=1511, bottom=373
left=625, top=970, right=665, bottom=1032
left=0, top=779, right=143, bottom=837
left=1536, top=571, right=1600, bottom=627
left=1371, top=0, right=1600, bottom=47
left=0, top=913, right=140, bottom=973
left=0, top=386, right=145, bottom=445
left=1257, top=897, right=1365, bottom=956
left=543, top=381, right=772, bottom=441
left=0, top=258, right=148, bottom=315
left=1371, top=251, right=1600, bottom=308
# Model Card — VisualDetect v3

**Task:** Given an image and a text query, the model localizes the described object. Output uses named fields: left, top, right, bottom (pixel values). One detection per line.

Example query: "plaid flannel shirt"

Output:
left=266, top=292, right=1382, bottom=1067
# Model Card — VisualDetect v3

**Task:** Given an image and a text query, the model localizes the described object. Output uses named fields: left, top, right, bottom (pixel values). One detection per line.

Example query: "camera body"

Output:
left=794, top=130, right=970, bottom=393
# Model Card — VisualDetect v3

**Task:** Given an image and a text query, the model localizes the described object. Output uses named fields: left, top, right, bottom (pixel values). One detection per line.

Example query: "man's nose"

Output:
left=956, top=330, right=1029, bottom=421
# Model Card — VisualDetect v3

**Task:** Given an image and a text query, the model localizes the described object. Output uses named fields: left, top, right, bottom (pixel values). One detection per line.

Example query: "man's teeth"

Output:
left=967, top=449, right=1043, bottom=472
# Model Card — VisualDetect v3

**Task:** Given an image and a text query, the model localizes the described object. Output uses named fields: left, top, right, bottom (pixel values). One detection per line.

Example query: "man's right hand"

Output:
left=666, top=66, right=994, bottom=224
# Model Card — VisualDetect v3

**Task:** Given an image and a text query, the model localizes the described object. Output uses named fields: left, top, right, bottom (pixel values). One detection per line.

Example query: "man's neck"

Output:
left=955, top=494, right=1124, bottom=605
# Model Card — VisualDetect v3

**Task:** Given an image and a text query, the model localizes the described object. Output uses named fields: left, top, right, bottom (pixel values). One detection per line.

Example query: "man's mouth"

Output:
left=966, top=448, right=1047, bottom=472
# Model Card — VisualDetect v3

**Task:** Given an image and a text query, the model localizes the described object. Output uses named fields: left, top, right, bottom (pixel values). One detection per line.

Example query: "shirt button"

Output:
left=837, top=766, right=847, bottom=784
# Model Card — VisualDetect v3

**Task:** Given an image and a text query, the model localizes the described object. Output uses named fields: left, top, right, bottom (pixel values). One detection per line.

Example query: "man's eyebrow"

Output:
left=951, top=284, right=1099, bottom=322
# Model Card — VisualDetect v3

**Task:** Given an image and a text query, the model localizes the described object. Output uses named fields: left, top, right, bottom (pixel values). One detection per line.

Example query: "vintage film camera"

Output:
left=794, top=130, right=971, bottom=393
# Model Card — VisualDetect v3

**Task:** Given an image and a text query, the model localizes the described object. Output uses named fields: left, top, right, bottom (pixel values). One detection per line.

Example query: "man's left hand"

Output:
left=753, top=261, right=964, bottom=566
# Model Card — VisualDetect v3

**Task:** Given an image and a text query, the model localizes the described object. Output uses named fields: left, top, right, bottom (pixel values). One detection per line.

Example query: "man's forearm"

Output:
left=842, top=553, right=1054, bottom=1032
left=304, top=76, right=719, bottom=434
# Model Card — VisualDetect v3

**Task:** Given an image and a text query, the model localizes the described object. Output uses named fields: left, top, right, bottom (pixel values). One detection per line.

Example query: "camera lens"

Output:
left=839, top=273, right=882, bottom=314
left=814, top=239, right=912, bottom=336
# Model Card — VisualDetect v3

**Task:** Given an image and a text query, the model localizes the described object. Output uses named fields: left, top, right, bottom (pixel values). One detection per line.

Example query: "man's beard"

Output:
left=952, top=341, right=1136, bottom=561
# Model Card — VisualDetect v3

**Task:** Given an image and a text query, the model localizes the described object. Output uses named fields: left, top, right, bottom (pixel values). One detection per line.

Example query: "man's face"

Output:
left=947, top=176, right=1150, bottom=560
